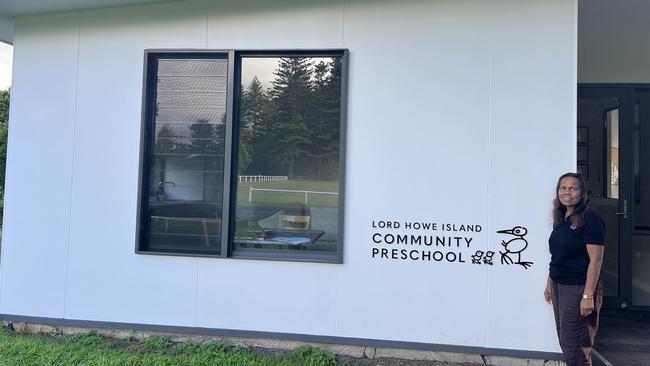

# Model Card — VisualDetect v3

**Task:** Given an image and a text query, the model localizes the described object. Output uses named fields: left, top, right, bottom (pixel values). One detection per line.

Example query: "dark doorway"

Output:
left=578, top=85, right=650, bottom=311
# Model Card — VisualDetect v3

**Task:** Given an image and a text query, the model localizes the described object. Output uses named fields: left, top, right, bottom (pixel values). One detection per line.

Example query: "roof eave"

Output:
left=0, top=17, right=13, bottom=45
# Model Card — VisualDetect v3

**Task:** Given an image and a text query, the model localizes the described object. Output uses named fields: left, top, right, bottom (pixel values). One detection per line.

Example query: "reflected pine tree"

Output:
left=187, top=119, right=221, bottom=155
left=187, top=118, right=225, bottom=202
left=154, top=124, right=177, bottom=154
left=238, top=57, right=342, bottom=181
left=239, top=77, right=269, bottom=173
left=267, top=57, right=314, bottom=179
left=310, top=59, right=341, bottom=180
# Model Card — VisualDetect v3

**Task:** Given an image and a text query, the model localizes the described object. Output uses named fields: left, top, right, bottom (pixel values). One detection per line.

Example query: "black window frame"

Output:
left=136, top=49, right=348, bottom=264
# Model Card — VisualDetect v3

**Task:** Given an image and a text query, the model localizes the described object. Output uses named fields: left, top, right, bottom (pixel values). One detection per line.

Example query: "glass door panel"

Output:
left=577, top=90, right=625, bottom=306
left=606, top=109, right=619, bottom=199
left=631, top=91, right=650, bottom=307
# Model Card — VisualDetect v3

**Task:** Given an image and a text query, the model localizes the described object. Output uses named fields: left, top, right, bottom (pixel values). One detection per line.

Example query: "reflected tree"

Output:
left=268, top=57, right=314, bottom=178
left=186, top=118, right=225, bottom=202
left=310, top=59, right=341, bottom=180
left=238, top=57, right=342, bottom=181
left=239, top=77, right=269, bottom=173
left=154, top=124, right=177, bottom=154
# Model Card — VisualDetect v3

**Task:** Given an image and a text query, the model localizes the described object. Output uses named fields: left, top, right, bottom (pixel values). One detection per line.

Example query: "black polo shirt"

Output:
left=548, top=209, right=605, bottom=285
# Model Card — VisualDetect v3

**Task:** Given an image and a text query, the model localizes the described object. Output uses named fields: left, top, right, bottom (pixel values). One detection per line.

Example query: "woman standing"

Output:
left=545, top=173, right=605, bottom=366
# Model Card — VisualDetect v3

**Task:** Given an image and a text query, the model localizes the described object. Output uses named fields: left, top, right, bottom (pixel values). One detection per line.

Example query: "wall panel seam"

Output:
left=62, top=11, right=82, bottom=319
left=336, top=0, right=346, bottom=335
left=205, top=0, right=209, bottom=48
left=485, top=0, right=493, bottom=349
left=193, top=259, right=199, bottom=327
left=341, top=0, right=346, bottom=48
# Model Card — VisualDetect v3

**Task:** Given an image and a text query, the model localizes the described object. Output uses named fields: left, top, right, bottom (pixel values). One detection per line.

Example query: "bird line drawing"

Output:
left=470, top=250, right=494, bottom=265
left=496, top=226, right=533, bottom=269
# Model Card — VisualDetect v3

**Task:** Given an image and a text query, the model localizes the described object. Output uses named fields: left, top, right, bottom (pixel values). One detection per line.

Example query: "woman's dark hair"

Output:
left=553, top=172, right=589, bottom=229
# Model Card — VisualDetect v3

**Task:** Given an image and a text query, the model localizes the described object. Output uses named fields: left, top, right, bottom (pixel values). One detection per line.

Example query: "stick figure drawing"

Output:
left=496, top=226, right=534, bottom=269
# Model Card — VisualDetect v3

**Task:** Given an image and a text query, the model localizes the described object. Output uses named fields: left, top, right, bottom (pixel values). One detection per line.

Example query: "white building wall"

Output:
left=197, top=1, right=345, bottom=336
left=64, top=0, right=208, bottom=326
left=0, top=12, right=80, bottom=318
left=337, top=0, right=491, bottom=346
left=488, top=0, right=577, bottom=351
left=1, top=0, right=577, bottom=354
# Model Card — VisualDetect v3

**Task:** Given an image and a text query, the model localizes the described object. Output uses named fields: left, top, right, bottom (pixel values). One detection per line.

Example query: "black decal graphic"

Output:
left=496, top=226, right=533, bottom=269
left=470, top=250, right=494, bottom=265
left=483, top=251, right=494, bottom=265
left=471, top=251, right=484, bottom=264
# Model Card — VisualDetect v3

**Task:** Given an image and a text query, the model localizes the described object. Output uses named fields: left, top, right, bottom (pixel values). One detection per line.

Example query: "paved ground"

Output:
left=594, top=309, right=650, bottom=366
left=254, top=347, right=478, bottom=366
left=338, top=358, right=472, bottom=366
left=337, top=356, right=477, bottom=366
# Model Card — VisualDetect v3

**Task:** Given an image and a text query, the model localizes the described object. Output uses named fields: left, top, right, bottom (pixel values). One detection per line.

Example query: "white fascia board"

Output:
left=0, top=0, right=180, bottom=44
left=0, top=0, right=179, bottom=18
left=0, top=17, right=13, bottom=45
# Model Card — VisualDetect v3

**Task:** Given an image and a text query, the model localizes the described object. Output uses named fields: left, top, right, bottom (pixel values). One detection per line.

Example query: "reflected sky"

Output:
left=241, top=57, right=334, bottom=90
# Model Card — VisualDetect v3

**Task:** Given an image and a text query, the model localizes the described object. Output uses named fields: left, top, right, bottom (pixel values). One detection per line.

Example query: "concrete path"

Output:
left=595, top=309, right=650, bottom=366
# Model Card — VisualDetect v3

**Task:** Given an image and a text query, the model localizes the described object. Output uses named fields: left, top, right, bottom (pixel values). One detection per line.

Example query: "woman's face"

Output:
left=558, top=176, right=582, bottom=208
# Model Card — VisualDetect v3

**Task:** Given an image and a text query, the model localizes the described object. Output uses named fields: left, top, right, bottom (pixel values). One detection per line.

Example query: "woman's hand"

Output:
left=544, top=281, right=552, bottom=304
left=580, top=297, right=594, bottom=317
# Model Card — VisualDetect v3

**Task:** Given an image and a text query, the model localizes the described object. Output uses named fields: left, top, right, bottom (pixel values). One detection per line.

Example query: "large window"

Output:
left=138, top=50, right=346, bottom=263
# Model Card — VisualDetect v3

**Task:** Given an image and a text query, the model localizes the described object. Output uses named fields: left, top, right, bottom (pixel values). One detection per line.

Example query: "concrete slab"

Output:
left=595, top=309, right=650, bottom=366
left=484, top=355, right=547, bottom=366
left=373, top=348, right=484, bottom=364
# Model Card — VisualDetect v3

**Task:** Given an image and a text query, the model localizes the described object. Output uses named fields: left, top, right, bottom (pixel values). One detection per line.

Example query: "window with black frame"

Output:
left=233, top=54, right=343, bottom=260
left=138, top=50, right=345, bottom=262
left=140, top=54, right=229, bottom=255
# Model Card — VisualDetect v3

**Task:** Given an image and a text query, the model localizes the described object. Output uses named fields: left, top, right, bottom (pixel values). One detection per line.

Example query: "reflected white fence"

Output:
left=248, top=187, right=338, bottom=204
left=238, top=175, right=288, bottom=183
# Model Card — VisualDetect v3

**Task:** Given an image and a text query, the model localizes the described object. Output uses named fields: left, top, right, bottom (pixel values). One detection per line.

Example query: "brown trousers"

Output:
left=551, top=280, right=603, bottom=366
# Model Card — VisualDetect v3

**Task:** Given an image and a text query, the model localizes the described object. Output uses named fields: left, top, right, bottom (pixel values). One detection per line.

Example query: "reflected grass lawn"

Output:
left=236, top=180, right=339, bottom=208
left=234, top=180, right=339, bottom=253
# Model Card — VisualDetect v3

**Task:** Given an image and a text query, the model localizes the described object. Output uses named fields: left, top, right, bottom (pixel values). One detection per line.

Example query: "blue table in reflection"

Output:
left=237, top=229, right=325, bottom=248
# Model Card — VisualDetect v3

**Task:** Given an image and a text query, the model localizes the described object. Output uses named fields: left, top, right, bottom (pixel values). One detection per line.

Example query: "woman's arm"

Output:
left=544, top=275, right=552, bottom=304
left=580, top=244, right=604, bottom=316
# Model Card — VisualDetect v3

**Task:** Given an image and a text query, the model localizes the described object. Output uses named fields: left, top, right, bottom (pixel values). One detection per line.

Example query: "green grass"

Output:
left=237, top=180, right=339, bottom=208
left=0, top=328, right=337, bottom=366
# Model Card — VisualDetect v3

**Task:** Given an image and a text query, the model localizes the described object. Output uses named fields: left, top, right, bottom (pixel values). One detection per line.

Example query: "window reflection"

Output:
left=233, top=56, right=342, bottom=255
left=606, top=108, right=619, bottom=199
left=146, top=58, right=228, bottom=254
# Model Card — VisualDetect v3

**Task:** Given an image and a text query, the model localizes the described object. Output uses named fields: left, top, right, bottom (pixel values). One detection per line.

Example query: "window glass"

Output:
left=633, top=97, right=650, bottom=231
left=144, top=57, right=228, bottom=254
left=139, top=50, right=346, bottom=262
left=233, top=56, right=342, bottom=256
left=606, top=108, right=619, bottom=199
